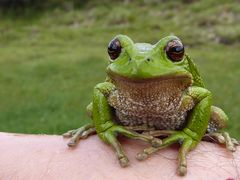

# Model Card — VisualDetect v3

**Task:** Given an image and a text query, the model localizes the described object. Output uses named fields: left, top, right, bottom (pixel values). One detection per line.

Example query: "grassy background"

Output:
left=0, top=0, right=240, bottom=138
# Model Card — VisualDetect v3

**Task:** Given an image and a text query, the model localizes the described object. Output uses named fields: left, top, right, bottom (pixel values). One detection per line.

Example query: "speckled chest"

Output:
left=108, top=78, right=194, bottom=130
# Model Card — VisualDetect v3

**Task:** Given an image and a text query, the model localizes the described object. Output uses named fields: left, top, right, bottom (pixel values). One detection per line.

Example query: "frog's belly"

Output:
left=115, top=110, right=188, bottom=130
left=108, top=90, right=193, bottom=130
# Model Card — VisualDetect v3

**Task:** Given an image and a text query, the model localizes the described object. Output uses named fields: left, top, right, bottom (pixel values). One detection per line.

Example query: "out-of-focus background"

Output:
left=0, top=0, right=239, bottom=138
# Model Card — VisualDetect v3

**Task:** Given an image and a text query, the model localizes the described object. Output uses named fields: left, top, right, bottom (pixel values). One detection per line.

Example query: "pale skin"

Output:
left=0, top=132, right=239, bottom=180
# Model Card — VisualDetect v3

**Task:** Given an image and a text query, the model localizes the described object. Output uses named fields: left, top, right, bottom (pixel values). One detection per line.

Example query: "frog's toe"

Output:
left=203, top=131, right=239, bottom=152
left=136, top=151, right=149, bottom=161
left=228, top=145, right=236, bottom=152
left=136, top=146, right=160, bottom=161
left=224, top=132, right=240, bottom=152
left=67, top=139, right=78, bottom=147
left=223, top=132, right=236, bottom=152
left=63, top=129, right=76, bottom=138
left=63, top=123, right=95, bottom=147
left=178, top=164, right=187, bottom=176
left=136, top=131, right=197, bottom=176
left=150, top=138, right=162, bottom=148
left=99, top=128, right=131, bottom=168
left=119, top=156, right=129, bottom=167
left=231, top=138, right=240, bottom=146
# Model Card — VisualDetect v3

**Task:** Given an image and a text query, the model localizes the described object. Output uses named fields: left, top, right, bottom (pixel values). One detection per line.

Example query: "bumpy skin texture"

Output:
left=63, top=35, right=239, bottom=176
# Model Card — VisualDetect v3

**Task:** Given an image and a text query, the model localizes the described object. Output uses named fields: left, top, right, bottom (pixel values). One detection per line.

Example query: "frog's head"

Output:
left=106, top=35, right=193, bottom=92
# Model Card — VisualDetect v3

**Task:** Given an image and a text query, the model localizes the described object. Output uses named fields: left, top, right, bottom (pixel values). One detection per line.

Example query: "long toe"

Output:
left=67, top=139, right=78, bottom=147
left=179, top=164, right=187, bottom=176
left=136, top=152, right=148, bottom=161
left=227, top=145, right=236, bottom=152
left=119, top=157, right=129, bottom=167
left=62, top=130, right=75, bottom=138
left=231, top=138, right=240, bottom=146
left=151, top=138, right=162, bottom=148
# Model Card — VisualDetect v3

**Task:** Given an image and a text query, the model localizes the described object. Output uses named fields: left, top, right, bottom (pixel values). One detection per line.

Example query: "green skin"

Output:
left=63, top=35, right=239, bottom=176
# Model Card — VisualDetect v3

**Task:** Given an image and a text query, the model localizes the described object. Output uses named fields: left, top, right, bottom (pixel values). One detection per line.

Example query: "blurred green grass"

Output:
left=0, top=0, right=240, bottom=138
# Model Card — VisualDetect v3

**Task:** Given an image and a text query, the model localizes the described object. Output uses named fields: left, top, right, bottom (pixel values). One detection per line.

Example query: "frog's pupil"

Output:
left=108, top=38, right=122, bottom=60
left=174, top=46, right=183, bottom=52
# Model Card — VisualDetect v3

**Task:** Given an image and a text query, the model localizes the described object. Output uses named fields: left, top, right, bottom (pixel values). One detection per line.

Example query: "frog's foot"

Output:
left=99, top=125, right=162, bottom=167
left=136, top=131, right=197, bottom=176
left=203, top=132, right=239, bottom=152
left=63, top=123, right=96, bottom=147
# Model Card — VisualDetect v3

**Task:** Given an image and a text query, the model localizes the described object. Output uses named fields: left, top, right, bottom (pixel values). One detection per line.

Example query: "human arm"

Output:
left=0, top=132, right=239, bottom=180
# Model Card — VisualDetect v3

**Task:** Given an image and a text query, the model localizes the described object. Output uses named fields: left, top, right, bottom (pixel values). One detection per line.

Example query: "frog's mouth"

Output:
left=109, top=73, right=192, bottom=84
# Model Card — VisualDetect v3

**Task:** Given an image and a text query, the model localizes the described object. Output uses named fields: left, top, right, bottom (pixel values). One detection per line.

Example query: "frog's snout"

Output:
left=130, top=58, right=148, bottom=75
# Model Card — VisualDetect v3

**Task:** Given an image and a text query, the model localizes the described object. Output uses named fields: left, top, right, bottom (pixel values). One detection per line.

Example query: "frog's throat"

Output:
left=109, top=73, right=193, bottom=105
left=109, top=73, right=193, bottom=87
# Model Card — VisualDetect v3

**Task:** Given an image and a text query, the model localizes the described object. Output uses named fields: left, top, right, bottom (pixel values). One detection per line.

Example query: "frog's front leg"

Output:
left=92, top=82, right=162, bottom=167
left=137, top=86, right=212, bottom=176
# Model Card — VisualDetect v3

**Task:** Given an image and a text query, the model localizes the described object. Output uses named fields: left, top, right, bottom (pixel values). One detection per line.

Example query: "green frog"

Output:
left=63, top=35, right=239, bottom=176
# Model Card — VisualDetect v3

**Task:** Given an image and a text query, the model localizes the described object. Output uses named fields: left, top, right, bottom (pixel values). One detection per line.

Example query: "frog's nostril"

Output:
left=146, top=58, right=151, bottom=62
left=129, top=58, right=132, bottom=61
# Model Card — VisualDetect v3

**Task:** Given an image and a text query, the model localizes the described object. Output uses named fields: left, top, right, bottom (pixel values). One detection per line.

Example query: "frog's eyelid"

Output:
left=116, top=40, right=136, bottom=58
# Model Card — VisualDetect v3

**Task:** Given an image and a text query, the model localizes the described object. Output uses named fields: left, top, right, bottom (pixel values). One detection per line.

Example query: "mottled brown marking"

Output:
left=108, top=75, right=195, bottom=130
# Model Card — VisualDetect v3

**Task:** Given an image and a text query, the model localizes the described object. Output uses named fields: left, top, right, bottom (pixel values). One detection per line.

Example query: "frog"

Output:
left=63, top=35, right=239, bottom=176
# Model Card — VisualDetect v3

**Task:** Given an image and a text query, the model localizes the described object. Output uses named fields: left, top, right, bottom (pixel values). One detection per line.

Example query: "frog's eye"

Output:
left=165, top=39, right=184, bottom=62
left=108, top=38, right=122, bottom=60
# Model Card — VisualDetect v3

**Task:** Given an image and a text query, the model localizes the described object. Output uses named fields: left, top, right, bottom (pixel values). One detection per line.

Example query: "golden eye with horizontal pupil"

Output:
left=108, top=38, right=122, bottom=60
left=165, top=39, right=185, bottom=62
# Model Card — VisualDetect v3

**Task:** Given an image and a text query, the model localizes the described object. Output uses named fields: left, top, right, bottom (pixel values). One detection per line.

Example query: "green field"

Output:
left=0, top=0, right=240, bottom=138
